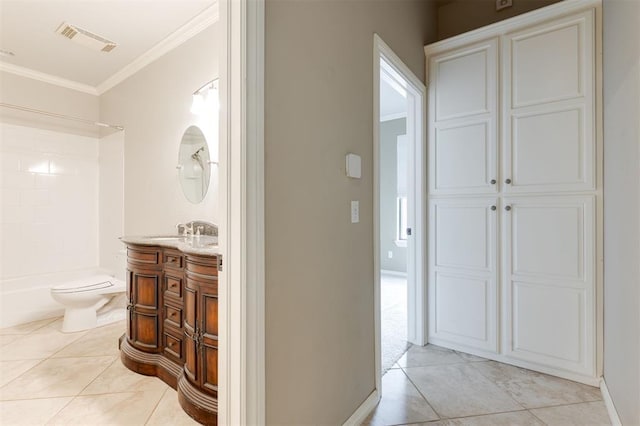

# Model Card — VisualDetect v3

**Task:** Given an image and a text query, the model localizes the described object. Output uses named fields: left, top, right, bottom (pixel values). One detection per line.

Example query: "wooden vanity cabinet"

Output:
left=120, top=243, right=220, bottom=425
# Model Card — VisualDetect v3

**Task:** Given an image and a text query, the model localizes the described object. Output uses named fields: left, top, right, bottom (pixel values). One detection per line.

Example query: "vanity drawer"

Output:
left=164, top=304, right=183, bottom=329
left=186, top=255, right=219, bottom=279
left=127, top=248, right=160, bottom=265
left=164, top=274, right=183, bottom=299
left=163, top=332, right=183, bottom=362
left=163, top=251, right=184, bottom=270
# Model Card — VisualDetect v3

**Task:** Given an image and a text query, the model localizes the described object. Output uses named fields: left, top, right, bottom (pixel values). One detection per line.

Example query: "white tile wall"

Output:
left=0, top=123, right=99, bottom=280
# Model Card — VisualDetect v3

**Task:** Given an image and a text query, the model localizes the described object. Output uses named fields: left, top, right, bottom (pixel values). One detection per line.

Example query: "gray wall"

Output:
left=264, top=0, right=436, bottom=423
left=100, top=25, right=220, bottom=236
left=380, top=118, right=407, bottom=272
left=602, top=0, right=640, bottom=424
left=437, top=0, right=562, bottom=40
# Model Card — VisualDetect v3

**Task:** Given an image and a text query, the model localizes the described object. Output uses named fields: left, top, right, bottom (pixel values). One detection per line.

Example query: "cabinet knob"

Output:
left=505, top=178, right=512, bottom=184
left=490, top=179, right=496, bottom=185
left=491, top=205, right=496, bottom=211
left=505, top=205, right=512, bottom=211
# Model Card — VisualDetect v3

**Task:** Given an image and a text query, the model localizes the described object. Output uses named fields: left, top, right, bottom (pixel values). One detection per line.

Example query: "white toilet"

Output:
left=51, top=275, right=126, bottom=333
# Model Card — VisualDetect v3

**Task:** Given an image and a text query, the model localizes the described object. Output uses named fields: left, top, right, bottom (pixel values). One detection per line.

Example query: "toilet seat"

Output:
left=50, top=273, right=126, bottom=333
left=51, top=275, right=125, bottom=295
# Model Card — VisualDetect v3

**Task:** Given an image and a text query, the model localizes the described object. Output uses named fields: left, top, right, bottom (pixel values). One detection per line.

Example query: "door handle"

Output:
left=406, top=228, right=412, bottom=236
left=490, top=179, right=496, bottom=185
left=491, top=205, right=496, bottom=211
left=505, top=205, right=512, bottom=211
left=505, top=178, right=512, bottom=184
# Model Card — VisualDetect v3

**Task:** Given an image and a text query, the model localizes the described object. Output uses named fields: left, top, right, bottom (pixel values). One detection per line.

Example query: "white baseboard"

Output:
left=343, top=389, right=380, bottom=426
left=600, top=377, right=622, bottom=426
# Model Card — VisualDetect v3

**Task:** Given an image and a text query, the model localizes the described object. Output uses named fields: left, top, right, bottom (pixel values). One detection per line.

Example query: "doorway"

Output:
left=374, top=35, right=427, bottom=389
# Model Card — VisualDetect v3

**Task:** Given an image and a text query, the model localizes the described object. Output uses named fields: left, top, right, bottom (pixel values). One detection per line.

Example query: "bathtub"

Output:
left=0, top=267, right=114, bottom=328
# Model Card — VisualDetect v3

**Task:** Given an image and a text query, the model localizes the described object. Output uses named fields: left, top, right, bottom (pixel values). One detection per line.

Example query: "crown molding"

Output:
left=0, top=1, right=219, bottom=97
left=0, top=62, right=98, bottom=95
left=96, top=1, right=219, bottom=95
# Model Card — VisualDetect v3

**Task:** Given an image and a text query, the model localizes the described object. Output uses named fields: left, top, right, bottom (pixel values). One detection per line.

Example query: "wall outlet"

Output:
left=388, top=251, right=393, bottom=259
left=496, top=0, right=512, bottom=10
left=351, top=200, right=359, bottom=223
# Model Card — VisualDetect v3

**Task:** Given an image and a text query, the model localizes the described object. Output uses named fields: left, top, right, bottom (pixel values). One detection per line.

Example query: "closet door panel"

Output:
left=503, top=195, right=595, bottom=376
left=511, top=24, right=583, bottom=107
left=511, top=106, right=587, bottom=190
left=429, top=198, right=498, bottom=352
left=429, top=38, right=498, bottom=195
left=435, top=120, right=492, bottom=192
left=503, top=10, right=595, bottom=193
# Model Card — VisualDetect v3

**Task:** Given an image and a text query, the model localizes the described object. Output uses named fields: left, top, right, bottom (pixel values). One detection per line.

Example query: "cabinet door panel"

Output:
left=184, top=285, right=197, bottom=331
left=503, top=11, right=594, bottom=193
left=429, top=38, right=498, bottom=195
left=435, top=120, right=492, bottom=192
left=184, top=331, right=198, bottom=384
left=131, top=311, right=159, bottom=350
left=202, top=344, right=218, bottom=394
left=202, top=292, right=218, bottom=337
left=511, top=25, right=582, bottom=107
left=511, top=107, right=586, bottom=189
left=132, top=273, right=160, bottom=310
left=434, top=272, right=492, bottom=344
left=512, top=282, right=584, bottom=363
left=434, top=48, right=492, bottom=120
left=503, top=196, right=595, bottom=376
left=429, top=198, right=498, bottom=352
left=433, top=200, right=495, bottom=272
left=183, top=283, right=199, bottom=385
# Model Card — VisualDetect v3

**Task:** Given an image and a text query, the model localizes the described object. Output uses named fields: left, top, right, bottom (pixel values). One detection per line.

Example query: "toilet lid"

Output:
left=51, top=275, right=120, bottom=294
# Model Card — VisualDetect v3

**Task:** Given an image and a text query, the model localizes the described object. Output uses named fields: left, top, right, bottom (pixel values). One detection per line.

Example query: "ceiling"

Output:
left=0, top=0, right=215, bottom=92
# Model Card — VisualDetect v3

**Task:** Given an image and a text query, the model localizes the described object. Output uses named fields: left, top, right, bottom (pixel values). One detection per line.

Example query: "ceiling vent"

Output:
left=55, top=22, right=117, bottom=53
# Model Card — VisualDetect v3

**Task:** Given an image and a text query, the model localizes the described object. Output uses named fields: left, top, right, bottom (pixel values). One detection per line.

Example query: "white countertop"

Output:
left=120, top=235, right=219, bottom=256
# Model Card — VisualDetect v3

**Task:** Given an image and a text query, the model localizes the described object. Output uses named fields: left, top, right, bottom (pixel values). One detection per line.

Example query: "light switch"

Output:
left=346, top=153, right=361, bottom=179
left=351, top=200, right=359, bottom=223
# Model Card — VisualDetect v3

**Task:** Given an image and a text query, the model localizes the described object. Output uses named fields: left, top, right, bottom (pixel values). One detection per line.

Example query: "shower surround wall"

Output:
left=0, top=122, right=100, bottom=327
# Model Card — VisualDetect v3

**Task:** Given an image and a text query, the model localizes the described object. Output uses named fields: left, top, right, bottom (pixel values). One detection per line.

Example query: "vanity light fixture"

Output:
left=191, top=79, right=219, bottom=115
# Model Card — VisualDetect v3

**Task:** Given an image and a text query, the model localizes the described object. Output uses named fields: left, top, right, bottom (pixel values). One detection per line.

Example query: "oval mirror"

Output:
left=178, top=125, right=211, bottom=204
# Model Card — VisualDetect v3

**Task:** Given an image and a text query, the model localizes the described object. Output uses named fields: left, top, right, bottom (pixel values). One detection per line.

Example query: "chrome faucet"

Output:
left=176, top=222, right=194, bottom=237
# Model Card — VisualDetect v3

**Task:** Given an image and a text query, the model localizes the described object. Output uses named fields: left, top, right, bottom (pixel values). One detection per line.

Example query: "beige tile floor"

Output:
left=365, top=344, right=611, bottom=426
left=0, top=318, right=613, bottom=426
left=0, top=317, right=198, bottom=426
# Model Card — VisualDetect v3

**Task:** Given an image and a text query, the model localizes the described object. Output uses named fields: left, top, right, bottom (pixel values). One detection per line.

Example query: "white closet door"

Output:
left=429, top=198, right=498, bottom=352
left=502, top=11, right=595, bottom=194
left=503, top=195, right=595, bottom=376
left=428, top=38, right=498, bottom=195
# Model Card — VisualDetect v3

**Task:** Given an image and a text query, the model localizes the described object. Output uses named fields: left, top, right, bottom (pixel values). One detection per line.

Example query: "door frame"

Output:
left=218, top=0, right=265, bottom=424
left=373, top=34, right=427, bottom=392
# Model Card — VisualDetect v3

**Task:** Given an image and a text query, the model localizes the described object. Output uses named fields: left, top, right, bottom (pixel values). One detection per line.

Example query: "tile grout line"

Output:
left=143, top=387, right=170, bottom=425
left=527, top=408, right=550, bottom=425
left=0, top=357, right=49, bottom=393
left=464, top=361, right=605, bottom=409
left=401, top=361, right=528, bottom=419
left=74, top=356, right=120, bottom=398
left=398, top=367, right=443, bottom=421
